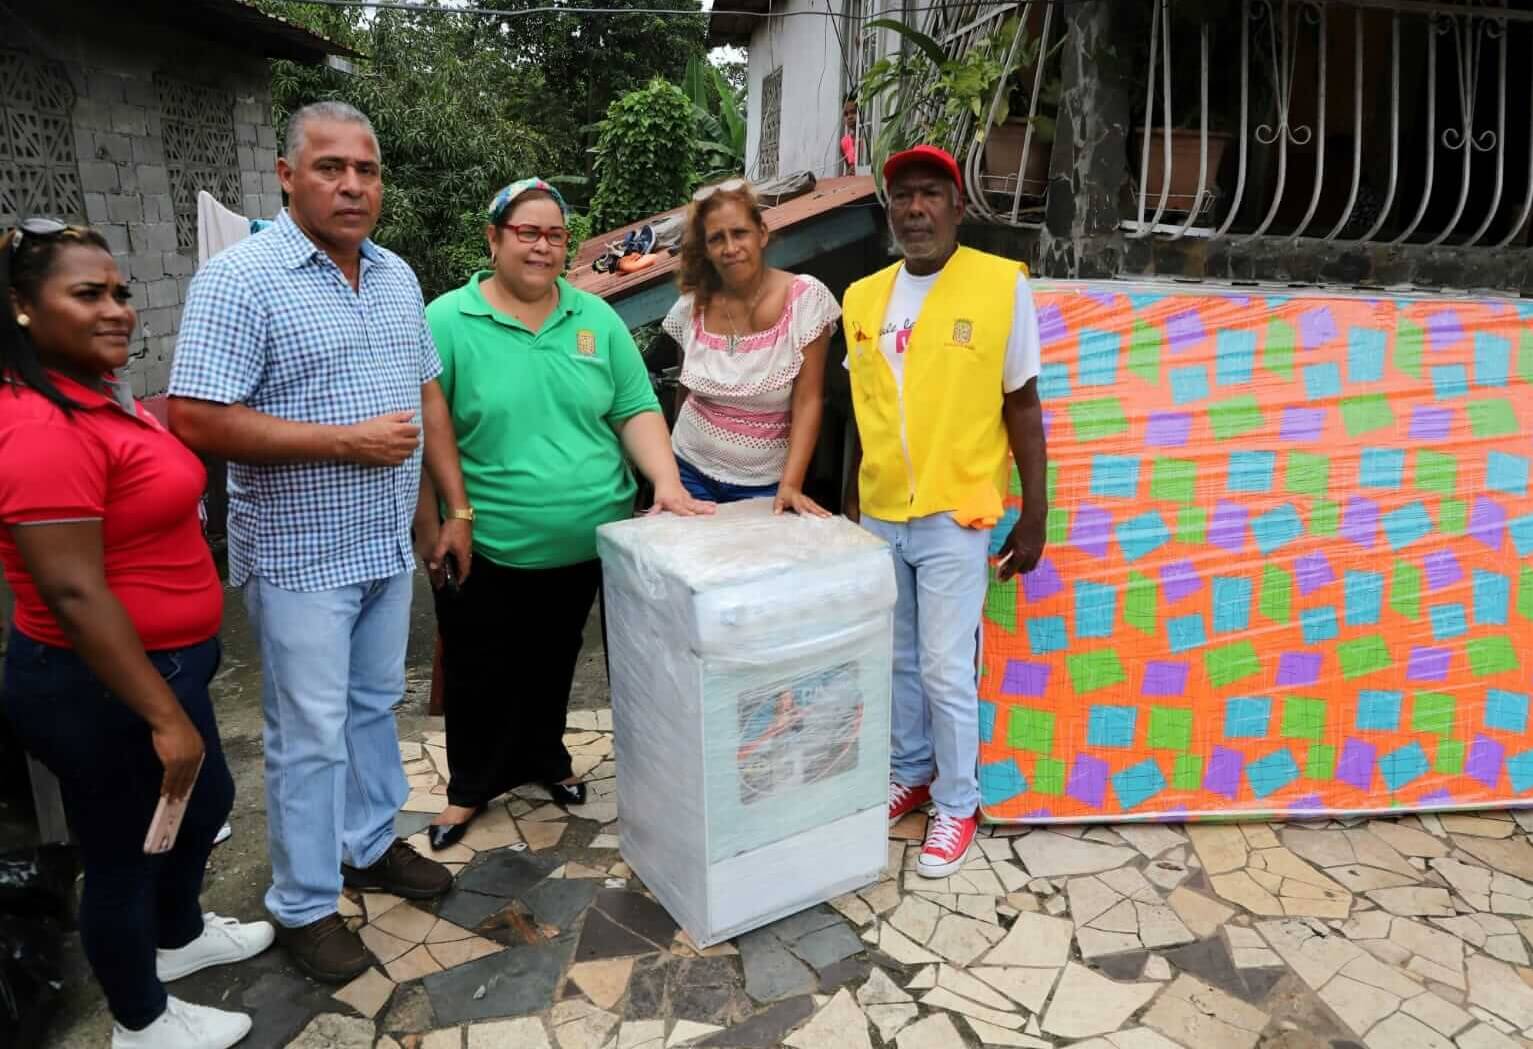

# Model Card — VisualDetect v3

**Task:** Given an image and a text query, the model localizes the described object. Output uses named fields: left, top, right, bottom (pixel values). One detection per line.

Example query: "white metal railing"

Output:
left=1127, top=0, right=1533, bottom=248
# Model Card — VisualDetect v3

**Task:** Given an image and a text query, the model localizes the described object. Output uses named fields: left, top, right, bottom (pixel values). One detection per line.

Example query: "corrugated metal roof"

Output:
left=569, top=175, right=877, bottom=304
left=181, top=0, right=361, bottom=61
left=706, top=0, right=770, bottom=44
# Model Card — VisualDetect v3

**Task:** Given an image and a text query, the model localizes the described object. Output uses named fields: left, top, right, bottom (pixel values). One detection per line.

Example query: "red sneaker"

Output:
left=918, top=811, right=978, bottom=878
left=888, top=780, right=931, bottom=825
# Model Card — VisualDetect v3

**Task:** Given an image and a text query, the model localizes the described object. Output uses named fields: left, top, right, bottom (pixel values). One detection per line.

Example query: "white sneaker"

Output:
left=213, top=822, right=232, bottom=846
left=112, top=996, right=252, bottom=1049
left=157, top=913, right=275, bottom=982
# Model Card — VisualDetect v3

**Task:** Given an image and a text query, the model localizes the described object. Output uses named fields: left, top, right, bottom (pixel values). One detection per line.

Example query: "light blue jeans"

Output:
left=244, top=572, right=413, bottom=928
left=861, top=513, right=988, bottom=819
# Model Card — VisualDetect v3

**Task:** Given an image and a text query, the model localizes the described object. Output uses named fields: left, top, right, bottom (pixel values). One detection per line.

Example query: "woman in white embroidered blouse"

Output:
left=661, top=178, right=840, bottom=516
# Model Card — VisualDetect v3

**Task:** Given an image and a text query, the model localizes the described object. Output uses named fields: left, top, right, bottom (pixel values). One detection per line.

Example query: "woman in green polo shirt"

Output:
left=414, top=178, right=711, bottom=850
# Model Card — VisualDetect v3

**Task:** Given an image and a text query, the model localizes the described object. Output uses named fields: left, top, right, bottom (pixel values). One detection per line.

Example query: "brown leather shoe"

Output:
left=275, top=914, right=372, bottom=983
left=341, top=838, right=453, bottom=899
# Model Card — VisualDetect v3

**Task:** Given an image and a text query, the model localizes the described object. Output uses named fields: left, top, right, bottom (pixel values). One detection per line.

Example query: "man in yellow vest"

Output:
left=842, top=145, right=1047, bottom=877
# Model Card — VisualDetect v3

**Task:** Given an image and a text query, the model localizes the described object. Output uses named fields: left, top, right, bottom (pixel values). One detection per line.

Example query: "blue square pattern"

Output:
left=1228, top=451, right=1277, bottom=494
left=1170, top=365, right=1211, bottom=405
left=1039, top=361, right=1072, bottom=402
left=1028, top=616, right=1068, bottom=655
left=1359, top=448, right=1406, bottom=489
left=1216, top=330, right=1258, bottom=387
left=1247, top=748, right=1300, bottom=799
left=989, top=507, right=1021, bottom=556
left=979, top=700, right=997, bottom=744
left=1211, top=576, right=1253, bottom=634
left=1513, top=514, right=1533, bottom=558
left=1078, top=328, right=1121, bottom=386
left=1304, top=363, right=1343, bottom=400
left=1380, top=741, right=1431, bottom=792
left=1432, top=364, right=1470, bottom=399
left=1118, top=511, right=1171, bottom=563
left=1344, top=571, right=1385, bottom=626
left=1167, top=614, right=1207, bottom=654
left=1074, top=581, right=1118, bottom=639
left=1252, top=503, right=1304, bottom=556
left=1429, top=603, right=1468, bottom=640
left=1508, top=750, right=1533, bottom=794
left=1383, top=501, right=1433, bottom=551
left=1224, top=696, right=1273, bottom=739
left=979, top=758, right=1028, bottom=805
left=1301, top=605, right=1339, bottom=645
left=1474, top=571, right=1510, bottom=626
left=1091, top=455, right=1141, bottom=499
left=1112, top=759, right=1167, bottom=811
left=1486, top=689, right=1530, bottom=733
left=1088, top=705, right=1138, bottom=749
left=1348, top=327, right=1387, bottom=383
left=1475, top=333, right=1512, bottom=388
left=1357, top=689, right=1404, bottom=731
left=1487, top=452, right=1530, bottom=498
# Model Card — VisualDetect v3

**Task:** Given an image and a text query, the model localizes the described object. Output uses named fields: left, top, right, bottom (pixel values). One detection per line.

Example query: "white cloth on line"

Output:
left=196, top=191, right=252, bottom=268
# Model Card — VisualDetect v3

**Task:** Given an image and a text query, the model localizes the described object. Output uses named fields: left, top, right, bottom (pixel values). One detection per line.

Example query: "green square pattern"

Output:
left=1338, top=635, right=1391, bottom=679
left=1264, top=319, right=1296, bottom=379
left=1391, top=560, right=1423, bottom=620
left=1341, top=394, right=1394, bottom=436
left=1415, top=450, right=1458, bottom=495
left=1436, top=738, right=1466, bottom=775
left=1438, top=499, right=1468, bottom=536
left=1260, top=563, right=1293, bottom=623
left=1209, top=396, right=1264, bottom=440
left=1521, top=329, right=1533, bottom=383
left=1395, top=318, right=1424, bottom=378
left=1068, top=650, right=1127, bottom=694
left=1047, top=507, right=1071, bottom=546
left=1151, top=458, right=1198, bottom=504
left=1148, top=706, right=1193, bottom=751
left=985, top=576, right=1018, bottom=632
left=1033, top=757, right=1066, bottom=795
left=1286, top=452, right=1330, bottom=498
left=1173, top=754, right=1204, bottom=791
left=1125, top=570, right=1157, bottom=635
left=1205, top=641, right=1261, bottom=687
left=1177, top=506, right=1209, bottom=545
left=1070, top=398, right=1130, bottom=441
left=1008, top=465, right=1022, bottom=497
left=1306, top=743, right=1336, bottom=780
left=1128, top=321, right=1160, bottom=384
left=1046, top=461, right=1059, bottom=504
left=1519, top=565, right=1533, bottom=622
left=1467, top=399, right=1518, bottom=439
left=1310, top=499, right=1339, bottom=536
left=1467, top=636, right=1518, bottom=677
left=1412, top=692, right=1455, bottom=736
left=1281, top=696, right=1326, bottom=741
left=1008, top=706, right=1055, bottom=755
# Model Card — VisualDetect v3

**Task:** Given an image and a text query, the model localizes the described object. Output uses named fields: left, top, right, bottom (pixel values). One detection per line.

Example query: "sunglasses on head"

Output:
left=8, top=218, right=80, bottom=254
left=692, top=178, right=748, bottom=203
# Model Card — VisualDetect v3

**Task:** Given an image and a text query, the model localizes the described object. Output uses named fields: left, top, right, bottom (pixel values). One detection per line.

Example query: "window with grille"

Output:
left=759, top=67, right=784, bottom=179
left=156, top=75, right=242, bottom=253
left=0, top=48, right=84, bottom=228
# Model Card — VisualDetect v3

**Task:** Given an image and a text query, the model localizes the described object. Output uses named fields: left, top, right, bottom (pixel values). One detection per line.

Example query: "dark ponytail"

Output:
left=0, top=223, right=110, bottom=416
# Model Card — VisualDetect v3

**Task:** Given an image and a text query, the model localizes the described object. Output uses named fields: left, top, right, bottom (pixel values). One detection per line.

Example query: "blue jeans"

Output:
left=676, top=456, right=780, bottom=503
left=1, top=633, right=232, bottom=1030
left=861, top=513, right=988, bottom=818
left=244, top=572, right=413, bottom=928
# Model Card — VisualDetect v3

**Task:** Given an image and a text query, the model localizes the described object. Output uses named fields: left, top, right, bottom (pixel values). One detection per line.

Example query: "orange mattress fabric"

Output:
left=978, top=283, right=1533, bottom=822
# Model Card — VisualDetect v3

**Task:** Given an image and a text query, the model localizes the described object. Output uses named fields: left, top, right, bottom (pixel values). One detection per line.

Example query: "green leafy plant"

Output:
left=684, top=55, right=746, bottom=182
left=589, top=78, right=698, bottom=234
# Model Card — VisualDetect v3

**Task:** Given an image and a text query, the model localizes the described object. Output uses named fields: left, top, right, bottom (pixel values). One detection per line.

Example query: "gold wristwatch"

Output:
left=446, top=507, right=475, bottom=522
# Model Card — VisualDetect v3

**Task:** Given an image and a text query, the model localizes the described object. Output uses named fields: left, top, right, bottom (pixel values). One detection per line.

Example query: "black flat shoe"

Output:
left=427, top=809, right=479, bottom=851
left=545, top=781, right=586, bottom=806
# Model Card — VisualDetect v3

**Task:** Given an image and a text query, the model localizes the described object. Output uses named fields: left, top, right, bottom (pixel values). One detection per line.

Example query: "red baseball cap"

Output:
left=882, top=144, right=963, bottom=192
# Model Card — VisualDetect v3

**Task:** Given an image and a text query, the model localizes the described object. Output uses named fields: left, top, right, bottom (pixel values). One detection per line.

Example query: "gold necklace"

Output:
left=723, top=277, right=768, bottom=356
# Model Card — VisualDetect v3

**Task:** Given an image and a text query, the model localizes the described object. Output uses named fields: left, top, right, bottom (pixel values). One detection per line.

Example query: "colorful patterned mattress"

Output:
left=979, top=282, right=1533, bottom=823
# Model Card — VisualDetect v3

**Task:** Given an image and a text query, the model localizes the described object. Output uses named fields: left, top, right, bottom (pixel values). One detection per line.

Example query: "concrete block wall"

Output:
left=5, top=5, right=281, bottom=398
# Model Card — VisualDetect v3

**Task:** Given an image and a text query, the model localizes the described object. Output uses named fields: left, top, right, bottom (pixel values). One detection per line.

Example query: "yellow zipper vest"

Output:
left=844, top=246, right=1023, bottom=525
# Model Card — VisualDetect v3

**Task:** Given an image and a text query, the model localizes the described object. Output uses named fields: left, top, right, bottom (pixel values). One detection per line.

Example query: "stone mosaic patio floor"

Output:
left=197, top=709, right=1533, bottom=1049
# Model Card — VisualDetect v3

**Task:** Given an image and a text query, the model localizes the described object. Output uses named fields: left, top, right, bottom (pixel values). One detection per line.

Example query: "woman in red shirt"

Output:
left=0, top=221, right=271, bottom=1049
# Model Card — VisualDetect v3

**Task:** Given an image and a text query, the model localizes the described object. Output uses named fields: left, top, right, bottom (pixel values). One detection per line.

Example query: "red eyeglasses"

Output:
left=501, top=223, right=569, bottom=247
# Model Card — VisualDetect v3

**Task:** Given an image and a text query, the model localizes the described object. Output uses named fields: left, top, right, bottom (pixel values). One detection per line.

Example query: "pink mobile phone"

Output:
left=144, top=756, right=204, bottom=855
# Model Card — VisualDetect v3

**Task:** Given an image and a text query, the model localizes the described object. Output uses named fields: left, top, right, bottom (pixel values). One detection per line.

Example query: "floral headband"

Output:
left=487, top=178, right=569, bottom=226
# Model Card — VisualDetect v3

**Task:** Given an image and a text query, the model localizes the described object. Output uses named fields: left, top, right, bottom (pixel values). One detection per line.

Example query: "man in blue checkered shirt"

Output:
left=169, top=102, right=475, bottom=984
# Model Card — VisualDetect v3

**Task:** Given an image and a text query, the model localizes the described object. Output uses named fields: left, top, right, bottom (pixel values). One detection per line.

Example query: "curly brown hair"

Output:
left=677, top=179, right=767, bottom=311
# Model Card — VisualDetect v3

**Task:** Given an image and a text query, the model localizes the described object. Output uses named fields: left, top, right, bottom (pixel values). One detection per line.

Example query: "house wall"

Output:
left=1, top=1, right=282, bottom=401
left=743, top=0, right=850, bottom=181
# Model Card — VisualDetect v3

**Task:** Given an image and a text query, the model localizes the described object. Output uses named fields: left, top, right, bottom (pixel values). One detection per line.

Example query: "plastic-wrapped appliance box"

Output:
left=596, top=499, right=895, bottom=947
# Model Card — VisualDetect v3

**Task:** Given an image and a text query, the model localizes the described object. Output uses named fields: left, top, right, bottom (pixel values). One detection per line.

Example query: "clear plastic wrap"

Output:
left=979, top=281, right=1533, bottom=823
left=597, top=499, right=895, bottom=945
